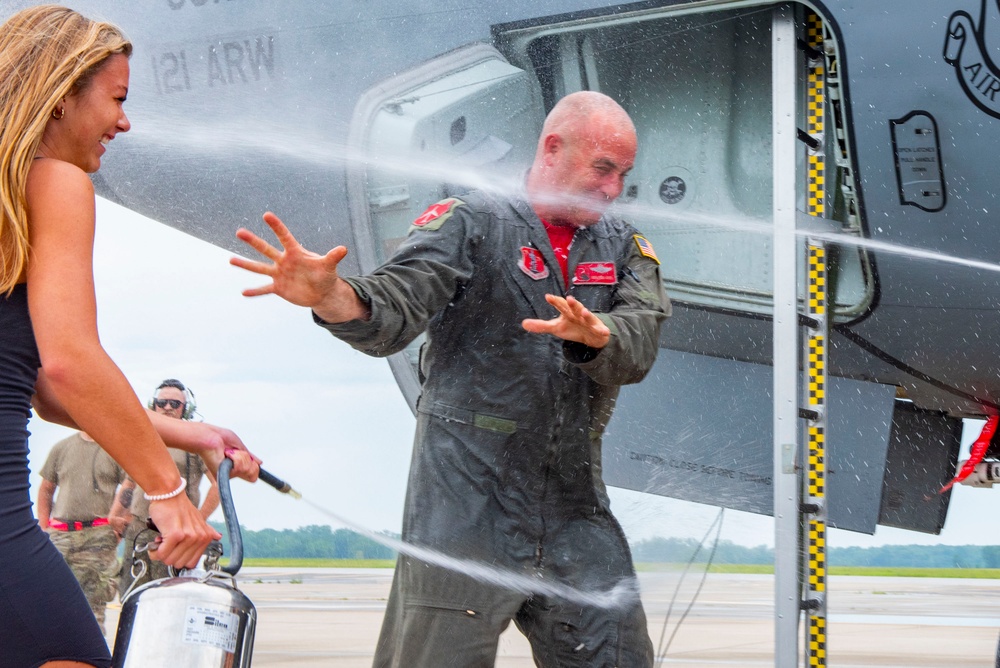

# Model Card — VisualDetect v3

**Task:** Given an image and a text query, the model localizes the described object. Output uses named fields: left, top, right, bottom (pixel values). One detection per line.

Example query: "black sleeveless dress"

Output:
left=0, top=283, right=112, bottom=667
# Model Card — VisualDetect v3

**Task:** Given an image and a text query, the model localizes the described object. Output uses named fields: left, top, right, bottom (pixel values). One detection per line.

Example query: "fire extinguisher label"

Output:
left=183, top=605, right=239, bottom=653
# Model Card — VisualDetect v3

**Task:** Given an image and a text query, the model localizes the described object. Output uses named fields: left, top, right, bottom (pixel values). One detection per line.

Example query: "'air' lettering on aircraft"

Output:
left=944, top=8, right=1000, bottom=119
left=962, top=63, right=1000, bottom=101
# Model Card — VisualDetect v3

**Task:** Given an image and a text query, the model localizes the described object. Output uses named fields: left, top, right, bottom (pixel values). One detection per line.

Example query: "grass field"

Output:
left=636, top=563, right=1000, bottom=578
left=237, top=558, right=1000, bottom=579
left=241, top=558, right=397, bottom=569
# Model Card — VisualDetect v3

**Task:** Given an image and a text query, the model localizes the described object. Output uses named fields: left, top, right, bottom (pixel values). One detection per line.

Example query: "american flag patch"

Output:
left=633, top=235, right=660, bottom=264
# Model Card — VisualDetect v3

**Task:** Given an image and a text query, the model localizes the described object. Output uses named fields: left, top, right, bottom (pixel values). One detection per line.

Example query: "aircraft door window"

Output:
left=347, top=43, right=543, bottom=268
left=346, top=43, right=546, bottom=402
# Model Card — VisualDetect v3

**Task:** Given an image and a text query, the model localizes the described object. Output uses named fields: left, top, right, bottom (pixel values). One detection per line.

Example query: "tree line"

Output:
left=215, top=524, right=1000, bottom=568
left=630, top=536, right=1000, bottom=569
left=214, top=523, right=397, bottom=560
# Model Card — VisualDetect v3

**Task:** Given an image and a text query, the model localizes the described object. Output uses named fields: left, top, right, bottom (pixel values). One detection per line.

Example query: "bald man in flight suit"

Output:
left=234, top=90, right=670, bottom=667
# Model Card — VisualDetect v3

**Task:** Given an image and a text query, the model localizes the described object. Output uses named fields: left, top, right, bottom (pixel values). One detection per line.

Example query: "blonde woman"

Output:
left=0, top=6, right=259, bottom=667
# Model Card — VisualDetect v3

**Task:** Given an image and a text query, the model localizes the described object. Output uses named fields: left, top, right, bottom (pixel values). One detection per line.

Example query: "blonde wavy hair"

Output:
left=0, top=5, right=131, bottom=294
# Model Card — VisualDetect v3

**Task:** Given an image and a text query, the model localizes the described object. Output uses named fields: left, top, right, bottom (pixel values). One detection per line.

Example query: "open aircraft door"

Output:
left=346, top=4, right=961, bottom=538
left=491, top=3, right=960, bottom=537
left=346, top=44, right=545, bottom=401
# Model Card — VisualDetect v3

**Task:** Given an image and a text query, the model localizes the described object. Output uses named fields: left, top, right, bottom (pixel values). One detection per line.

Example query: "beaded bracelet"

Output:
left=143, top=479, right=187, bottom=502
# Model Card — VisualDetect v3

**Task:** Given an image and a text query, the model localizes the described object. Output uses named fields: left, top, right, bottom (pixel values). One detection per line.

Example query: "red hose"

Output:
left=939, top=415, right=999, bottom=493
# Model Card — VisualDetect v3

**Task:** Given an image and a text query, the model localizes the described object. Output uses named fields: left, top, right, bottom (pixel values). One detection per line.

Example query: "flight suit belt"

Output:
left=49, top=517, right=110, bottom=531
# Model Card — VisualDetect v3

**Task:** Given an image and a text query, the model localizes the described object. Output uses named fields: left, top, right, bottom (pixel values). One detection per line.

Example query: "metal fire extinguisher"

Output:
left=111, top=457, right=256, bottom=667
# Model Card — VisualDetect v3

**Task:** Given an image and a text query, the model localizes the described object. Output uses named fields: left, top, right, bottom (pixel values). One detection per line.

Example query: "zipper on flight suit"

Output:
left=535, top=341, right=569, bottom=569
left=534, top=225, right=590, bottom=567
left=534, top=274, right=586, bottom=569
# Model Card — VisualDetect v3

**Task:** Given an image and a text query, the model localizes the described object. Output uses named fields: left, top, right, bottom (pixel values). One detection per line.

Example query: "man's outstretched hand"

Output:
left=522, top=294, right=610, bottom=349
left=231, top=212, right=367, bottom=323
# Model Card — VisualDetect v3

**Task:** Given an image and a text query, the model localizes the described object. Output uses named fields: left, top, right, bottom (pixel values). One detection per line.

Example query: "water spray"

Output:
left=127, top=115, right=1000, bottom=280
left=243, top=468, right=632, bottom=609
left=296, top=497, right=639, bottom=611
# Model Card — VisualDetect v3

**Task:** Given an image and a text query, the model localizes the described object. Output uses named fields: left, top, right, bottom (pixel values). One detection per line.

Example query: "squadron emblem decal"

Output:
left=944, top=3, right=1000, bottom=119
left=518, top=247, right=550, bottom=280
left=658, top=176, right=687, bottom=204
left=410, top=197, right=463, bottom=231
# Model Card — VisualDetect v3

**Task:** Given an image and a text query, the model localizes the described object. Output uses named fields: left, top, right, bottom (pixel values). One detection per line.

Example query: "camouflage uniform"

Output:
left=119, top=448, right=208, bottom=597
left=46, top=525, right=120, bottom=633
left=39, top=433, right=126, bottom=635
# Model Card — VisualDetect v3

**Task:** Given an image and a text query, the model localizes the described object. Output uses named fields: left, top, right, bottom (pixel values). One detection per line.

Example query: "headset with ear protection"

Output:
left=147, top=378, right=197, bottom=420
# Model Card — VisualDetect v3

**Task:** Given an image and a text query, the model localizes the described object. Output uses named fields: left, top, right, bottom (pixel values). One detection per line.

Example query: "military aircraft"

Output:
left=7, top=0, right=1000, bottom=662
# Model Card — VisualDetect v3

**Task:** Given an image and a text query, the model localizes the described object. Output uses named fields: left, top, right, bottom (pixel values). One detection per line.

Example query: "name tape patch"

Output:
left=573, top=262, right=617, bottom=285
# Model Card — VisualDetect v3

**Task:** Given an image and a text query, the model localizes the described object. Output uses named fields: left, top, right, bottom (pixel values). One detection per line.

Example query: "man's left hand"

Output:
left=522, top=294, right=611, bottom=349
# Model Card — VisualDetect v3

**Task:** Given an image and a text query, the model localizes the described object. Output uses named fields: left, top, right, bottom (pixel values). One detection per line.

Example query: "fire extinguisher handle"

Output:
left=217, top=457, right=244, bottom=575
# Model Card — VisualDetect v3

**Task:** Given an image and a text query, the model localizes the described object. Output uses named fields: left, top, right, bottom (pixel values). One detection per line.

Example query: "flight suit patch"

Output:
left=518, top=247, right=550, bottom=280
left=410, top=197, right=464, bottom=231
left=633, top=234, right=660, bottom=264
left=572, top=262, right=617, bottom=285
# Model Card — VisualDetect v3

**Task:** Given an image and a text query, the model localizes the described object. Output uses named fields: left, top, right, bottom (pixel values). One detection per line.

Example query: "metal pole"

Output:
left=772, top=5, right=801, bottom=667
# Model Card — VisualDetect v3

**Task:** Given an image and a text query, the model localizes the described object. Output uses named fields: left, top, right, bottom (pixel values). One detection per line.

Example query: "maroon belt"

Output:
left=49, top=518, right=110, bottom=531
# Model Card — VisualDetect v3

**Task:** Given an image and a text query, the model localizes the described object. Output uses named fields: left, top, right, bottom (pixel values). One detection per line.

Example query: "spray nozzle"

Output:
left=258, top=468, right=302, bottom=499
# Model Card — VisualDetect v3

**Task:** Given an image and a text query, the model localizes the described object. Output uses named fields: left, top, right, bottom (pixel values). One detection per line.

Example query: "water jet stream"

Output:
left=126, top=118, right=1000, bottom=276
left=293, top=496, right=640, bottom=611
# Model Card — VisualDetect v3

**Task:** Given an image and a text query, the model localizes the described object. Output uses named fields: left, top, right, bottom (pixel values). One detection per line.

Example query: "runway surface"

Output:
left=106, top=569, right=1000, bottom=666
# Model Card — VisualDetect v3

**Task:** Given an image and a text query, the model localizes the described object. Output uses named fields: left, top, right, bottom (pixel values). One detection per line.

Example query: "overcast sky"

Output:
left=24, top=199, right=996, bottom=552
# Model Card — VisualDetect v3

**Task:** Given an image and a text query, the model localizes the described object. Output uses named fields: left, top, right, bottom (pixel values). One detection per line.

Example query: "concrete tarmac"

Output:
left=106, top=569, right=1000, bottom=667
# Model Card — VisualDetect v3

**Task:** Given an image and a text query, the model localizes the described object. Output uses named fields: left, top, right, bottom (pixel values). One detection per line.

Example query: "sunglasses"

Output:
left=153, top=398, right=185, bottom=410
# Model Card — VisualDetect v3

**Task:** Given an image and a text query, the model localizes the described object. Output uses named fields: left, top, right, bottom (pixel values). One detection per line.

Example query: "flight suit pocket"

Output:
left=418, top=400, right=518, bottom=434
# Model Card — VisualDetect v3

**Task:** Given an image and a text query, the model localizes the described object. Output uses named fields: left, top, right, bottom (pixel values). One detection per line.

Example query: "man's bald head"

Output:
left=527, top=91, right=638, bottom=227
left=536, top=91, right=636, bottom=155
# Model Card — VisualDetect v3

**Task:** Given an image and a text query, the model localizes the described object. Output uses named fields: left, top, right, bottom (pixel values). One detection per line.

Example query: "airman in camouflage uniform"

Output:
left=109, top=378, right=219, bottom=598
left=38, top=432, right=126, bottom=635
